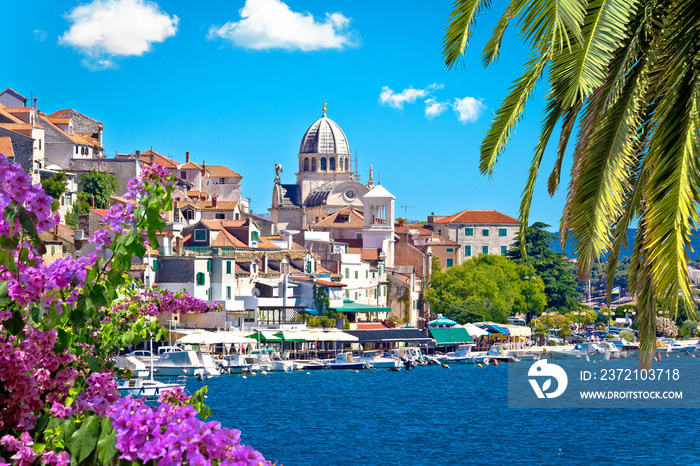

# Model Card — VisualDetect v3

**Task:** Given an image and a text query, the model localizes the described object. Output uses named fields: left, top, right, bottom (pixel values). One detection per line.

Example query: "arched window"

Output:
left=339, top=157, right=343, bottom=171
left=320, top=157, right=327, bottom=171
left=303, top=157, right=309, bottom=172
left=311, top=158, right=317, bottom=171
left=345, top=158, right=349, bottom=171
left=330, top=157, right=336, bottom=171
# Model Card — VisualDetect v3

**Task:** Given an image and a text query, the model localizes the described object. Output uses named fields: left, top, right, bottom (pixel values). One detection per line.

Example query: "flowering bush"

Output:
left=655, top=316, right=678, bottom=338
left=0, top=155, right=266, bottom=464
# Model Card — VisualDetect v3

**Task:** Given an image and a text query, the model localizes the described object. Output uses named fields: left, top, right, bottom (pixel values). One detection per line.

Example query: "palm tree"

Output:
left=443, top=0, right=700, bottom=368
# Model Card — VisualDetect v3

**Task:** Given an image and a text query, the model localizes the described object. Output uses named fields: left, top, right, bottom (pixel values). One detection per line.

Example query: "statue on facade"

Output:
left=368, top=164, right=374, bottom=188
left=274, top=163, right=283, bottom=184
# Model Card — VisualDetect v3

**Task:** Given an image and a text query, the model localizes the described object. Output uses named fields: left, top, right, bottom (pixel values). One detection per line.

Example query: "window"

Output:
left=499, top=228, right=508, bottom=237
left=208, top=288, right=212, bottom=299
left=206, top=259, right=211, bottom=271
left=215, top=213, right=225, bottom=219
left=345, top=158, right=349, bottom=170
left=465, top=228, right=473, bottom=236
left=196, top=272, right=205, bottom=286
left=75, top=146, right=79, bottom=154
left=345, top=268, right=349, bottom=278
left=365, top=271, right=368, bottom=279
left=303, top=157, right=309, bottom=171
left=482, top=229, right=489, bottom=236
left=446, top=248, right=453, bottom=253
left=355, top=292, right=358, bottom=300
left=180, top=170, right=186, bottom=179
left=306, top=261, right=312, bottom=273
left=464, top=245, right=471, bottom=257
left=194, top=229, right=206, bottom=242
left=437, top=229, right=442, bottom=236
left=446, top=258, right=454, bottom=267
left=355, top=271, right=358, bottom=279
left=330, top=157, right=335, bottom=170
left=311, top=158, right=317, bottom=171
left=50, top=245, right=56, bottom=255
left=220, top=177, right=226, bottom=184
left=226, top=261, right=232, bottom=274
left=152, top=260, right=157, bottom=271
left=226, top=286, right=232, bottom=300
left=501, top=246, right=508, bottom=255
left=250, top=231, right=259, bottom=242
left=320, top=157, right=327, bottom=171
left=339, top=157, right=343, bottom=171
left=482, top=245, right=489, bottom=254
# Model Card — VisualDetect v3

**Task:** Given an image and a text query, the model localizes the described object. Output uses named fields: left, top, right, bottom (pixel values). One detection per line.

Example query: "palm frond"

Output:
left=444, top=0, right=492, bottom=69
left=479, top=53, right=548, bottom=175
left=550, top=0, right=639, bottom=107
left=547, top=102, right=581, bottom=195
left=481, top=0, right=527, bottom=66
left=630, top=220, right=656, bottom=370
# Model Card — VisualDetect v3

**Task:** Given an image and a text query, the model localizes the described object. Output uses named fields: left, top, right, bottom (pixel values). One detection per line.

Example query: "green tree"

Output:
left=41, top=172, right=67, bottom=211
left=65, top=192, right=92, bottom=229
left=507, top=222, right=580, bottom=312
left=427, top=254, right=545, bottom=323
left=443, top=0, right=700, bottom=367
left=79, top=171, right=120, bottom=209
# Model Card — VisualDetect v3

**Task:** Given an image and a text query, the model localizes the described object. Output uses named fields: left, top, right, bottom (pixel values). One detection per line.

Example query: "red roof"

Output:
left=0, top=137, right=14, bottom=158
left=90, top=209, right=110, bottom=217
left=291, top=276, right=345, bottom=287
left=434, top=210, right=519, bottom=225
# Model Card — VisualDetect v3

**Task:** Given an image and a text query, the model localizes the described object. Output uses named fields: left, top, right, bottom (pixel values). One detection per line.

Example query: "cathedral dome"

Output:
left=299, top=113, right=350, bottom=155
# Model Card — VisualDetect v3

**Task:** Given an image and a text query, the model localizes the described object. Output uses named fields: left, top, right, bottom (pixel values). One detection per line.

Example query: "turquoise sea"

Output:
left=184, top=362, right=698, bottom=465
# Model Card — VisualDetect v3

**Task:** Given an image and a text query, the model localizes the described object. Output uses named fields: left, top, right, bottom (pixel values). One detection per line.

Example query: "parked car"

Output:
left=128, top=350, right=154, bottom=359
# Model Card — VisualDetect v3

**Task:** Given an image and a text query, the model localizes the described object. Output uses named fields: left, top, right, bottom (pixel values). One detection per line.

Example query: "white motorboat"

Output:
left=219, top=354, right=250, bottom=373
left=389, top=347, right=427, bottom=365
left=293, top=359, right=327, bottom=370
left=506, top=350, right=541, bottom=362
left=445, top=344, right=488, bottom=364
left=596, top=341, right=623, bottom=358
left=549, top=342, right=608, bottom=361
left=117, top=378, right=184, bottom=400
left=661, top=338, right=696, bottom=353
left=114, top=356, right=150, bottom=378
left=196, top=353, right=221, bottom=376
left=327, top=352, right=369, bottom=370
left=249, top=349, right=293, bottom=372
left=358, top=350, right=401, bottom=369
left=153, top=350, right=206, bottom=376
left=485, top=344, right=511, bottom=363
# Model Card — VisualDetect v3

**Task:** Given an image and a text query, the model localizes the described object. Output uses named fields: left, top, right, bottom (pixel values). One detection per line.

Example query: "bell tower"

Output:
left=361, top=184, right=395, bottom=267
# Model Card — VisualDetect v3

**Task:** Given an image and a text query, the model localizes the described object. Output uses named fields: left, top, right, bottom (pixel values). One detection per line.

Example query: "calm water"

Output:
left=183, top=362, right=698, bottom=465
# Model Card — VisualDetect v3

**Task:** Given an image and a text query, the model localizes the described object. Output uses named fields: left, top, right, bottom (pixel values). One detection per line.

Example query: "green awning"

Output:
left=274, top=330, right=305, bottom=342
left=429, top=327, right=473, bottom=347
left=331, top=301, right=391, bottom=313
left=246, top=331, right=282, bottom=343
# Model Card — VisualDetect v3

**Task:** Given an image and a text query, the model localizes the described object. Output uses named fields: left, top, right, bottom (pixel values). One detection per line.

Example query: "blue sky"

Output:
left=2, top=0, right=571, bottom=227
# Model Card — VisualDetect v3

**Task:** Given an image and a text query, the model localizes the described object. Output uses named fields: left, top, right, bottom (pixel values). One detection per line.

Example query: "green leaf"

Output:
left=5, top=308, right=24, bottom=336
left=70, top=414, right=99, bottom=463
left=97, top=416, right=117, bottom=465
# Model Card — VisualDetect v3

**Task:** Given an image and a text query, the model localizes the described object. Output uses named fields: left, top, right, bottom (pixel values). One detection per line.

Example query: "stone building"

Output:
left=270, top=105, right=374, bottom=231
left=428, top=210, right=519, bottom=263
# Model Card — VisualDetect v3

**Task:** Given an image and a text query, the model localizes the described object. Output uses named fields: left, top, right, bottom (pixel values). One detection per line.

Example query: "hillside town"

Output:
left=0, top=86, right=527, bottom=338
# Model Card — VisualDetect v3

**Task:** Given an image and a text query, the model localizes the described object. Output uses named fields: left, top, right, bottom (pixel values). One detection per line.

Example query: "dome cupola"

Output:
left=299, top=104, right=350, bottom=155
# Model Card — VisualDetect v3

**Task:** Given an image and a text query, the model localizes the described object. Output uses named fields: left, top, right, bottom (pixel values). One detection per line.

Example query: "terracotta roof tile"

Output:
left=0, top=137, right=14, bottom=158
left=361, top=248, right=380, bottom=261
left=4, top=107, right=32, bottom=113
left=200, top=200, right=239, bottom=210
left=435, top=210, right=520, bottom=225
left=89, top=209, right=110, bottom=217
left=311, top=207, right=365, bottom=229
left=203, top=165, right=242, bottom=179
left=211, top=229, right=247, bottom=248
left=49, top=109, right=72, bottom=118
left=47, top=117, right=71, bottom=124
left=181, top=162, right=202, bottom=170
left=139, top=149, right=179, bottom=169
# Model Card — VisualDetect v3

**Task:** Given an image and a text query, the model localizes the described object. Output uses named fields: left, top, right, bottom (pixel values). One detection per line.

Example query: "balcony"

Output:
left=183, top=246, right=236, bottom=257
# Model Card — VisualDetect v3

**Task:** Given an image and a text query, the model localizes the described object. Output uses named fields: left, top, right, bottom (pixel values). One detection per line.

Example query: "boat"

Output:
left=219, top=354, right=250, bottom=373
left=114, top=356, right=150, bottom=378
left=445, top=344, right=489, bottom=364
left=249, top=349, right=294, bottom=372
left=117, top=378, right=184, bottom=399
left=327, top=352, right=369, bottom=370
left=506, top=350, right=541, bottom=362
left=549, top=342, right=608, bottom=361
left=197, top=353, right=221, bottom=376
left=152, top=350, right=206, bottom=376
left=389, top=347, right=427, bottom=365
left=661, top=338, right=696, bottom=352
left=485, top=344, right=511, bottom=363
left=596, top=340, right=624, bottom=358
left=357, top=350, right=401, bottom=369
left=293, top=359, right=327, bottom=370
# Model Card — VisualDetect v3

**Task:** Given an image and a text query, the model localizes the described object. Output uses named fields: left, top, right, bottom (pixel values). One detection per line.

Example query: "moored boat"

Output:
left=327, top=352, right=369, bottom=370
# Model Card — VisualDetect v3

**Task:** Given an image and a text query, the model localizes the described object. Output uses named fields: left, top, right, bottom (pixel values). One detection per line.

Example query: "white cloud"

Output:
left=59, top=0, right=178, bottom=69
left=207, top=0, right=357, bottom=51
left=33, top=29, right=47, bottom=42
left=424, top=98, right=449, bottom=119
left=453, top=96, right=486, bottom=124
left=379, top=83, right=443, bottom=110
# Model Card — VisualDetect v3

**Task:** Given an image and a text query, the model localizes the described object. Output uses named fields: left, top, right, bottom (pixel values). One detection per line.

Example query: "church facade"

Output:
left=270, top=106, right=375, bottom=231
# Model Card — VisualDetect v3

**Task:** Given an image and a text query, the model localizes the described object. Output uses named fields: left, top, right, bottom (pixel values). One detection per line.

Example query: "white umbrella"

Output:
left=176, top=330, right=224, bottom=345
left=462, top=324, right=489, bottom=338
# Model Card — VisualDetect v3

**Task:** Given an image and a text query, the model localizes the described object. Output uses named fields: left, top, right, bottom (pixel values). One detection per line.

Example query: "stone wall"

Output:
left=70, top=158, right=140, bottom=196
left=0, top=127, right=34, bottom=173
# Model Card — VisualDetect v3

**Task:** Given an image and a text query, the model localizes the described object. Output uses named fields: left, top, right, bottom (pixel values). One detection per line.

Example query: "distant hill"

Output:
left=550, top=229, right=700, bottom=261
